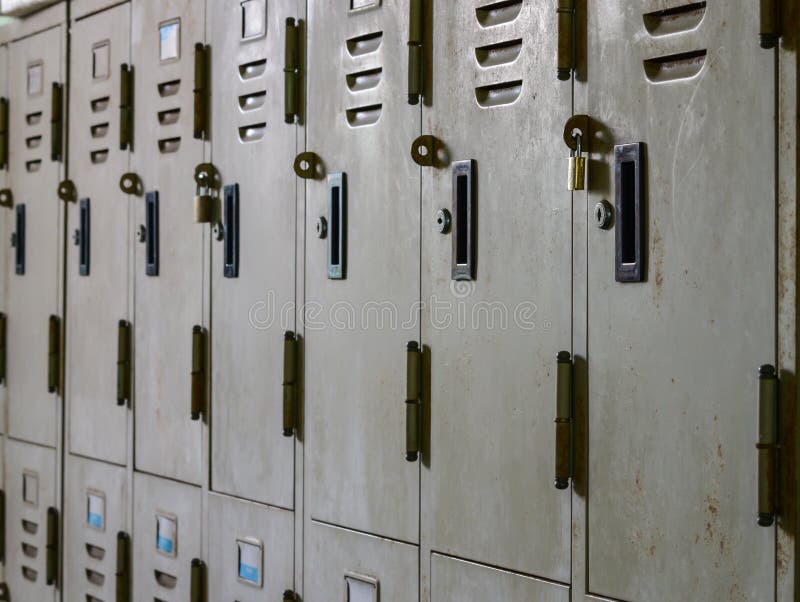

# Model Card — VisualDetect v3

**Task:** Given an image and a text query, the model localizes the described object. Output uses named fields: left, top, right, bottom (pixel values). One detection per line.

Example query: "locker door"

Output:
left=6, top=439, right=58, bottom=601
left=132, top=0, right=207, bottom=485
left=209, top=0, right=299, bottom=508
left=580, top=4, right=776, bottom=600
left=7, top=25, right=64, bottom=448
left=420, top=1, right=571, bottom=584
left=67, top=2, right=132, bottom=466
left=63, top=455, right=127, bottom=602
left=133, top=472, right=201, bottom=601
left=207, top=492, right=294, bottom=601
left=305, top=0, right=421, bottom=545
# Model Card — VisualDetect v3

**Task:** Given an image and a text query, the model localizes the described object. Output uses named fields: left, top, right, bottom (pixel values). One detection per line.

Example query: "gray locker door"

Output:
left=6, top=439, right=57, bottom=601
left=207, top=492, right=294, bottom=601
left=420, top=2, right=571, bottom=582
left=132, top=0, right=207, bottom=485
left=63, top=455, right=127, bottom=602
left=0, top=43, right=8, bottom=437
left=67, top=2, right=132, bottom=466
left=133, top=472, right=201, bottom=601
left=305, top=1, right=421, bottom=544
left=305, top=520, right=418, bottom=602
left=582, top=3, right=776, bottom=600
left=7, top=25, right=64, bottom=448
left=209, top=0, right=298, bottom=508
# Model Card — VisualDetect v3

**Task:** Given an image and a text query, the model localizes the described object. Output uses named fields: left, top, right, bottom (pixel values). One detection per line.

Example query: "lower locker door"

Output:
left=64, top=456, right=127, bottom=602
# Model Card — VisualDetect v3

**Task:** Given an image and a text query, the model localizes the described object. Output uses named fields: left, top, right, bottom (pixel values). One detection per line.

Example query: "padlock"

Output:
left=193, top=179, right=215, bottom=224
left=567, top=133, right=586, bottom=191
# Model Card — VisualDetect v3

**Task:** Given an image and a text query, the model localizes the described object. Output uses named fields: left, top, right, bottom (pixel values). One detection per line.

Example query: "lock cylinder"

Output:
left=757, top=364, right=778, bottom=526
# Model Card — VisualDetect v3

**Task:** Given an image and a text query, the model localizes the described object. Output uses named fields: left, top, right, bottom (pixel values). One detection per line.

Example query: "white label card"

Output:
left=156, top=514, right=176, bottom=556
left=87, top=492, right=105, bottom=530
left=159, top=20, right=180, bottom=62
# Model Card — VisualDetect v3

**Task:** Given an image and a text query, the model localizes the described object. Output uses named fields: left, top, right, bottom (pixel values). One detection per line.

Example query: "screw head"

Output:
left=137, top=225, right=146, bottom=243
left=435, top=208, right=451, bottom=234
left=594, top=200, right=613, bottom=229
left=316, top=217, right=327, bottom=239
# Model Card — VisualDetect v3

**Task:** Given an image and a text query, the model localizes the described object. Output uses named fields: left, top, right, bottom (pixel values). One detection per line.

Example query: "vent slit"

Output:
left=90, top=149, right=109, bottom=164
left=239, top=58, right=267, bottom=80
left=26, top=111, right=42, bottom=125
left=157, top=108, right=181, bottom=125
left=346, top=67, right=383, bottom=92
left=476, top=0, right=523, bottom=28
left=643, top=49, right=707, bottom=83
left=90, top=123, right=109, bottom=138
left=154, top=569, right=177, bottom=589
left=346, top=104, right=382, bottom=127
left=157, top=80, right=181, bottom=97
left=475, top=79, right=523, bottom=107
left=238, top=91, right=266, bottom=111
left=85, top=543, right=106, bottom=560
left=238, top=123, right=266, bottom=143
left=643, top=2, right=707, bottom=36
left=25, top=135, right=42, bottom=149
left=346, top=31, right=383, bottom=57
left=26, top=159, right=42, bottom=172
left=158, top=137, right=181, bottom=154
left=90, top=97, right=110, bottom=113
left=475, top=39, right=523, bottom=67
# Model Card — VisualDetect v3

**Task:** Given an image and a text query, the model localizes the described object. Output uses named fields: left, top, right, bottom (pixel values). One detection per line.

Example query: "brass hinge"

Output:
left=0, top=189, right=11, bottom=208
left=190, top=558, right=206, bottom=602
left=760, top=0, right=781, bottom=48
left=191, top=326, right=207, bottom=421
left=0, top=313, right=6, bottom=385
left=757, top=364, right=779, bottom=526
left=284, top=18, right=300, bottom=124
left=48, top=315, right=61, bottom=394
left=193, top=44, right=210, bottom=140
left=283, top=331, right=298, bottom=437
left=0, top=97, right=8, bottom=169
left=0, top=489, right=5, bottom=563
left=283, top=590, right=298, bottom=601
left=556, top=0, right=576, bottom=81
left=46, top=506, right=59, bottom=587
left=554, top=351, right=573, bottom=489
left=0, top=583, right=8, bottom=601
left=120, top=64, right=134, bottom=151
left=406, top=341, right=422, bottom=462
left=117, top=320, right=131, bottom=406
left=407, top=0, right=425, bottom=105
left=50, top=82, right=64, bottom=162
left=115, top=531, right=131, bottom=602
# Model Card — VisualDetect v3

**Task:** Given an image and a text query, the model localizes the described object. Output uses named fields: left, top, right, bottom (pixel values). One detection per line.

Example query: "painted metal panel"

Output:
left=305, top=0, right=421, bottom=544
left=582, top=2, right=776, bottom=600
left=208, top=0, right=299, bottom=509
left=420, top=0, right=571, bottom=582
left=63, top=455, right=127, bottom=602
left=66, top=1, right=131, bottom=466
left=131, top=0, right=206, bottom=484
left=305, top=520, right=418, bottom=602
left=207, top=492, right=294, bottom=600
left=133, top=471, right=201, bottom=601
left=6, top=24, right=63, bottom=448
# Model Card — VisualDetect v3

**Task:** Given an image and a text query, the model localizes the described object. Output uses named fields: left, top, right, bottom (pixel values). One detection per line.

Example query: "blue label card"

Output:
left=156, top=514, right=176, bottom=556
left=345, top=575, right=378, bottom=602
left=237, top=540, right=262, bottom=586
left=159, top=20, right=180, bottom=62
left=87, top=492, right=105, bottom=530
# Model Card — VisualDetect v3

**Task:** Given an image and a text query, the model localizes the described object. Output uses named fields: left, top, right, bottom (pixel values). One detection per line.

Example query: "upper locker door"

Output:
left=7, top=24, right=64, bottom=448
left=582, top=3, right=776, bottom=600
left=306, top=1, right=421, bottom=542
left=420, top=0, right=572, bottom=589
left=209, top=0, right=299, bottom=509
left=132, top=0, right=207, bottom=485
left=67, top=2, right=132, bottom=466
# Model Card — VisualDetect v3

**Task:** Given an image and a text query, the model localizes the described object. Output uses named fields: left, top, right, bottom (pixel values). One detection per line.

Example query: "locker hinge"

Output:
left=556, top=0, right=576, bottom=80
left=193, top=162, right=221, bottom=223
left=407, top=0, right=425, bottom=104
left=411, top=134, right=444, bottom=167
left=0, top=312, right=6, bottom=385
left=193, top=44, right=210, bottom=140
left=405, top=341, right=422, bottom=462
left=57, top=179, right=77, bottom=203
left=554, top=351, right=573, bottom=489
left=119, top=172, right=143, bottom=196
left=0, top=583, right=7, bottom=601
left=50, top=82, right=64, bottom=162
left=284, top=17, right=301, bottom=124
left=760, top=0, right=782, bottom=48
left=757, top=364, right=779, bottom=526
left=190, top=558, right=206, bottom=602
left=48, top=315, right=61, bottom=394
left=0, top=97, right=8, bottom=169
left=283, top=590, right=298, bottom=601
left=283, top=331, right=298, bottom=437
left=0, top=489, right=5, bottom=563
left=191, top=326, right=207, bottom=421
left=46, top=506, right=59, bottom=587
left=117, top=320, right=132, bottom=406
left=115, top=531, right=131, bottom=602
left=120, top=63, right=134, bottom=151
left=294, top=151, right=321, bottom=179
left=0, top=189, right=12, bottom=208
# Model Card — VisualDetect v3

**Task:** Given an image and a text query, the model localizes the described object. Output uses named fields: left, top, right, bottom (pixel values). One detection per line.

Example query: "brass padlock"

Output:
left=193, top=180, right=215, bottom=223
left=567, top=133, right=586, bottom=191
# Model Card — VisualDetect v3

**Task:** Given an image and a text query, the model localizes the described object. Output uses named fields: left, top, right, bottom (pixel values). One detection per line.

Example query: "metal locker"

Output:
left=208, top=0, right=300, bottom=509
left=133, top=471, right=202, bottom=601
left=63, top=455, right=128, bottom=602
left=66, top=1, right=132, bottom=467
left=305, top=0, right=421, bottom=545
left=131, top=0, right=208, bottom=485
left=576, top=3, right=777, bottom=600
left=419, top=0, right=571, bottom=585
left=207, top=492, right=294, bottom=600
left=6, top=15, right=65, bottom=448
left=5, top=438, right=58, bottom=601
left=305, top=520, right=418, bottom=602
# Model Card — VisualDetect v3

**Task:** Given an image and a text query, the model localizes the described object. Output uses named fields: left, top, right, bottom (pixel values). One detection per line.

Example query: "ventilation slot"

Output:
left=158, top=137, right=181, bottom=154
left=26, top=159, right=42, bottom=172
left=643, top=2, right=706, bottom=36
left=90, top=123, right=109, bottom=138
left=85, top=568, right=105, bottom=586
left=157, top=109, right=181, bottom=125
left=475, top=79, right=522, bottom=107
left=154, top=569, right=177, bottom=589
left=238, top=90, right=266, bottom=111
left=90, top=150, right=109, bottom=164
left=644, top=49, right=706, bottom=83
left=238, top=123, right=266, bottom=143
left=22, top=519, right=38, bottom=534
left=346, top=104, right=382, bottom=127
left=346, top=67, right=383, bottom=92
left=86, top=543, right=105, bottom=560
left=90, top=97, right=110, bottom=113
left=239, top=58, right=266, bottom=80
left=154, top=598, right=168, bottom=602
left=86, top=595, right=104, bottom=602
left=26, top=111, right=42, bottom=125
left=157, top=80, right=181, bottom=97
left=21, top=542, right=38, bottom=558
left=25, top=135, right=42, bottom=149
left=476, top=0, right=523, bottom=28
left=346, top=31, right=383, bottom=57
left=475, top=39, right=523, bottom=67
left=22, top=566, right=38, bottom=581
